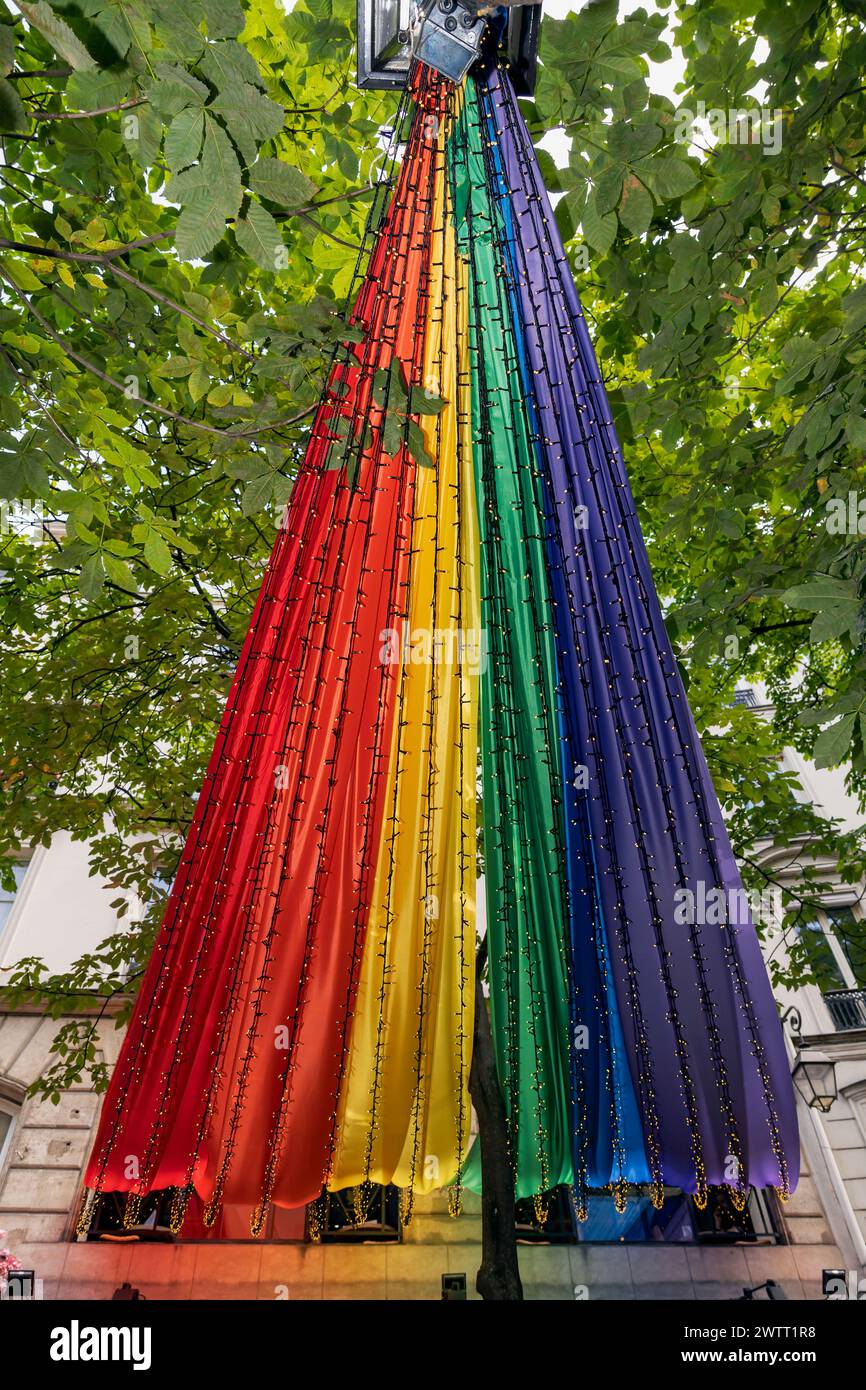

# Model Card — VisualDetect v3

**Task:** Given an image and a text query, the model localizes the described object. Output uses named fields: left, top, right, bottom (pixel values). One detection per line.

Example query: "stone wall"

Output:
left=0, top=1007, right=851, bottom=1301
left=820, top=1047, right=866, bottom=1252
left=0, top=1011, right=122, bottom=1247
left=5, top=1192, right=851, bottom=1301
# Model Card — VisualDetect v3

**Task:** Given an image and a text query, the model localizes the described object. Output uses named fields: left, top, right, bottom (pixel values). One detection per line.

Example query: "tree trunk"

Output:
left=468, top=943, right=523, bottom=1300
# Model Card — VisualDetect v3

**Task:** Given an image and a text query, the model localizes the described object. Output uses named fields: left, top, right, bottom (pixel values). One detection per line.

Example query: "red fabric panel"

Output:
left=85, top=75, right=447, bottom=1214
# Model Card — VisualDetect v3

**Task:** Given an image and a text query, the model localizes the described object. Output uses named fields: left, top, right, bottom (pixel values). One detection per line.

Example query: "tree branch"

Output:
left=0, top=266, right=315, bottom=439
left=28, top=97, right=146, bottom=121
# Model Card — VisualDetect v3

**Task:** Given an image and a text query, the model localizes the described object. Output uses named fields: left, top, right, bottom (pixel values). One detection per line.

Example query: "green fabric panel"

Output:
left=449, top=86, right=573, bottom=1198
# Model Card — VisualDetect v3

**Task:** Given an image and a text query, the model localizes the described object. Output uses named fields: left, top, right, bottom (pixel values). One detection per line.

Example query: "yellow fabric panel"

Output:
left=329, top=128, right=479, bottom=1200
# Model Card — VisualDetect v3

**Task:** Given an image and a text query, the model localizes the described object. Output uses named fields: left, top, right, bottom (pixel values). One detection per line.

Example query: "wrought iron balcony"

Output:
left=823, top=988, right=866, bottom=1032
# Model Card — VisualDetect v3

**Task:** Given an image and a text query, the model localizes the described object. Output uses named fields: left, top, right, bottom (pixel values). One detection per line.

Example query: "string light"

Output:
left=79, top=48, right=797, bottom=1242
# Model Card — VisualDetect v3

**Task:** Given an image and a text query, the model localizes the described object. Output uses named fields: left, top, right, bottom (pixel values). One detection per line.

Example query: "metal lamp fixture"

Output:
left=791, top=1047, right=838, bottom=1113
left=357, top=0, right=542, bottom=94
left=411, top=1, right=486, bottom=85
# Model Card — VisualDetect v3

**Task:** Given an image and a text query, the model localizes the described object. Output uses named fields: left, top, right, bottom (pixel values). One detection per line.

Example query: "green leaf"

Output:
left=210, top=85, right=284, bottom=150
left=241, top=471, right=275, bottom=514
left=17, top=2, right=95, bottom=70
left=0, top=23, right=14, bottom=77
left=813, top=714, right=856, bottom=770
left=159, top=357, right=194, bottom=379
left=87, top=3, right=137, bottom=59
left=810, top=607, right=857, bottom=643
left=782, top=577, right=861, bottom=642
left=716, top=509, right=745, bottom=539
left=581, top=196, right=618, bottom=253
left=595, top=52, right=642, bottom=83
left=775, top=336, right=817, bottom=396
left=188, top=363, right=210, bottom=401
left=762, top=192, right=781, bottom=224
left=607, top=120, right=662, bottom=162
left=405, top=420, right=433, bottom=468
left=248, top=157, right=317, bottom=209
left=594, top=166, right=624, bottom=216
left=198, top=40, right=264, bottom=93
left=175, top=190, right=227, bottom=262
left=143, top=531, right=172, bottom=575
left=391, top=362, right=410, bottom=406
left=381, top=410, right=404, bottom=457
left=164, top=108, right=204, bottom=173
left=842, top=283, right=866, bottom=335
left=65, top=69, right=132, bottom=112
left=680, top=185, right=706, bottom=222
left=151, top=10, right=204, bottom=63
left=618, top=178, right=653, bottom=236
left=408, top=388, right=448, bottom=416
left=123, top=105, right=161, bottom=169
left=201, top=0, right=246, bottom=39
left=174, top=118, right=242, bottom=260
left=102, top=553, right=137, bottom=591
left=0, top=76, right=28, bottom=132
left=200, top=116, right=243, bottom=217
left=234, top=201, right=284, bottom=271
left=323, top=429, right=351, bottom=472
left=845, top=413, right=866, bottom=451
left=165, top=164, right=204, bottom=205
left=639, top=155, right=698, bottom=200
left=148, top=66, right=208, bottom=119
left=79, top=553, right=105, bottom=601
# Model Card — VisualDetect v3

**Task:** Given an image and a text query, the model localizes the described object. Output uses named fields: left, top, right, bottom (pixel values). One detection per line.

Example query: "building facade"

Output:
left=2, top=695, right=865, bottom=1301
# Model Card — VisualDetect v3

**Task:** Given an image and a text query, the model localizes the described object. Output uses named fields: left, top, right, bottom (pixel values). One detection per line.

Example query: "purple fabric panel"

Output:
left=482, top=62, right=798, bottom=1193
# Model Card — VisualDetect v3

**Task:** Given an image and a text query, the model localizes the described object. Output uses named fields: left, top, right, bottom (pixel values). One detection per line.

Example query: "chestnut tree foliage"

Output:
left=0, top=0, right=864, bottom=1097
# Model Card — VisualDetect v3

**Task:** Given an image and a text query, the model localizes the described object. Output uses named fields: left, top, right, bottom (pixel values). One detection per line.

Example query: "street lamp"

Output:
left=791, top=1047, right=838, bottom=1113
left=357, top=0, right=542, bottom=93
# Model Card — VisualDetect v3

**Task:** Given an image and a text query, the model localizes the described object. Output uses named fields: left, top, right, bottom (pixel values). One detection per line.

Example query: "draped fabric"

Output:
left=82, top=57, right=797, bottom=1237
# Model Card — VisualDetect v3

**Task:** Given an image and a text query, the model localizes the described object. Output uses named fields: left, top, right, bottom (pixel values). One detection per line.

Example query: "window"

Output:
left=84, top=1189, right=307, bottom=1242
left=794, top=902, right=866, bottom=1029
left=512, top=1185, right=780, bottom=1244
left=86, top=1190, right=175, bottom=1242
left=515, top=1186, right=578, bottom=1243
left=0, top=1098, right=19, bottom=1176
left=691, top=1186, right=779, bottom=1243
left=118, top=873, right=174, bottom=984
left=318, top=1184, right=400, bottom=1242
left=823, top=988, right=866, bottom=1031
left=824, top=905, right=866, bottom=987
left=0, top=861, right=30, bottom=941
left=791, top=917, right=848, bottom=992
left=849, top=1084, right=866, bottom=1151
left=732, top=688, right=758, bottom=708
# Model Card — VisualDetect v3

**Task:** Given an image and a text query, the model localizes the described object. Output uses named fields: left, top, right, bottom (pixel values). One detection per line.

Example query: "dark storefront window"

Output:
left=318, top=1184, right=401, bottom=1242
left=84, top=1190, right=307, bottom=1242
left=513, top=1185, right=781, bottom=1245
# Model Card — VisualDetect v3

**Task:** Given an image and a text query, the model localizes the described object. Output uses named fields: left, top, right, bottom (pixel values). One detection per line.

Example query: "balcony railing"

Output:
left=823, top=988, right=866, bottom=1032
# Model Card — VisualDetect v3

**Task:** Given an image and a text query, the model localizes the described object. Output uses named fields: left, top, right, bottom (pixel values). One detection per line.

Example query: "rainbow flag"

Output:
left=82, top=60, right=798, bottom=1235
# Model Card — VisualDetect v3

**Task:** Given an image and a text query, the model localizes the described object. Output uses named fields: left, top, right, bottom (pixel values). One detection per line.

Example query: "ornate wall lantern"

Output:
left=791, top=1047, right=838, bottom=1113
